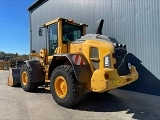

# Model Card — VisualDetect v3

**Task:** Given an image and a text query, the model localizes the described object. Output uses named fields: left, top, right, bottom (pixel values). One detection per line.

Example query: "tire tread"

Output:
left=50, top=65, right=84, bottom=108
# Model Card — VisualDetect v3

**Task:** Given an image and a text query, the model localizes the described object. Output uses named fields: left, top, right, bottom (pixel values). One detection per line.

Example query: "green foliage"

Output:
left=0, top=51, right=29, bottom=61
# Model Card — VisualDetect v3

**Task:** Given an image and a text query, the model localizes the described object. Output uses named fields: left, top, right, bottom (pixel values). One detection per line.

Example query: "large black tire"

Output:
left=50, top=65, right=84, bottom=108
left=20, top=65, right=38, bottom=92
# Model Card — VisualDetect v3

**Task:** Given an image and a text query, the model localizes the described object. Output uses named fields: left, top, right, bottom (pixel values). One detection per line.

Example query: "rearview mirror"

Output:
left=38, top=28, right=43, bottom=36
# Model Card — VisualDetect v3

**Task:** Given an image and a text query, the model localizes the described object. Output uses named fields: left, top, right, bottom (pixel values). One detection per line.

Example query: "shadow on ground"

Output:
left=121, top=53, right=160, bottom=96
left=13, top=86, right=51, bottom=94
left=36, top=87, right=51, bottom=94
left=74, top=92, right=124, bottom=112
left=73, top=92, right=159, bottom=120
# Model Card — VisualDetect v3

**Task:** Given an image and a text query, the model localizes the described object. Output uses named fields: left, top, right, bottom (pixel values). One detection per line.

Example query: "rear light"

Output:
left=104, top=73, right=109, bottom=79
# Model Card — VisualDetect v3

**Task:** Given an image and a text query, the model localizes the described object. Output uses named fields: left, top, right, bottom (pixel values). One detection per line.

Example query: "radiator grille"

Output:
left=112, top=44, right=130, bottom=76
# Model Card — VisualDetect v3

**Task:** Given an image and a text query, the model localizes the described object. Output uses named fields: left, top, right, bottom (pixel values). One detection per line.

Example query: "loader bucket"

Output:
left=7, top=67, right=21, bottom=86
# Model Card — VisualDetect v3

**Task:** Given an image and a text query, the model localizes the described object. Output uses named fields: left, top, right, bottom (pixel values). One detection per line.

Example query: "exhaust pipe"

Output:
left=96, top=19, right=104, bottom=35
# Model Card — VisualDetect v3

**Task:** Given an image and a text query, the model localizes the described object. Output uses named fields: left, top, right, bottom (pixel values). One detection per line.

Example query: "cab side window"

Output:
left=62, top=23, right=82, bottom=43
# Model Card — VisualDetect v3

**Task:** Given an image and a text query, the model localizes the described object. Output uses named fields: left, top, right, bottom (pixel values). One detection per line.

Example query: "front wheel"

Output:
left=50, top=65, right=84, bottom=108
left=20, top=65, right=38, bottom=92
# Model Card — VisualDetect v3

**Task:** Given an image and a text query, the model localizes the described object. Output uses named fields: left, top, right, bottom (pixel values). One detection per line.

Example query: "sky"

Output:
left=0, top=0, right=35, bottom=55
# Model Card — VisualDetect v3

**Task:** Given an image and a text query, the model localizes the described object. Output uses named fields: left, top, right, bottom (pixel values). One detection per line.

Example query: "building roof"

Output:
left=28, top=0, right=48, bottom=12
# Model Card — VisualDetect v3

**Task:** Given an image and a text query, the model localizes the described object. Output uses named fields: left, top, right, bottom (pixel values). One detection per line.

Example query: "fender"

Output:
left=48, top=53, right=92, bottom=83
left=24, top=60, right=45, bottom=83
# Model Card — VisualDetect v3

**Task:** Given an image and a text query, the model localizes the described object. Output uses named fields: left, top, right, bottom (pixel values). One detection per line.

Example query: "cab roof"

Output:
left=42, top=18, right=88, bottom=27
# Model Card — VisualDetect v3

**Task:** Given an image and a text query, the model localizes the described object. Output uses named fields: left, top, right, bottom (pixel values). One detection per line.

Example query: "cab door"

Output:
left=48, top=23, right=58, bottom=55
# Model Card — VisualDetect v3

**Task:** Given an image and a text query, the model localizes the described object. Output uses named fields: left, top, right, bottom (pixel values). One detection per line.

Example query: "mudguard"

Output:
left=48, top=53, right=92, bottom=83
left=24, top=60, right=45, bottom=83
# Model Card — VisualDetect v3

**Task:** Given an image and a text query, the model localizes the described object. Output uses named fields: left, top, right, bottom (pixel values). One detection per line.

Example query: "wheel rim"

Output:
left=22, top=71, right=28, bottom=86
left=54, top=76, right=68, bottom=98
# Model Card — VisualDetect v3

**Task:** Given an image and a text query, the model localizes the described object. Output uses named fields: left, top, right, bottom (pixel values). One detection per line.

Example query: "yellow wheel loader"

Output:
left=7, top=18, right=138, bottom=108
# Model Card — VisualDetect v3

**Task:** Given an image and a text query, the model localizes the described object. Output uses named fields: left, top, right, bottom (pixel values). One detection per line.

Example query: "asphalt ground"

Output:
left=0, top=70, right=160, bottom=120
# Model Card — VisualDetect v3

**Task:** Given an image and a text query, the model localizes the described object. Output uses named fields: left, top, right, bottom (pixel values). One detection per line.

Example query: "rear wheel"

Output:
left=20, top=65, right=38, bottom=92
left=50, top=65, right=84, bottom=108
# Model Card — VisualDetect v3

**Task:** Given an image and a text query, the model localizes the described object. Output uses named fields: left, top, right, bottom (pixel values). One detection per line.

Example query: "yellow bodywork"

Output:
left=90, top=67, right=138, bottom=92
left=70, top=39, right=115, bottom=71
left=30, top=18, right=138, bottom=93
left=69, top=38, right=138, bottom=92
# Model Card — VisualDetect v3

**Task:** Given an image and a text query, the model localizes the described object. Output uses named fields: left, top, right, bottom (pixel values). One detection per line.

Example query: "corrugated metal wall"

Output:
left=29, top=0, right=160, bottom=95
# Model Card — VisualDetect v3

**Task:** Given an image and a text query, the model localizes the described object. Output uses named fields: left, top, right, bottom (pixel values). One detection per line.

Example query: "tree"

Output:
left=15, top=53, right=18, bottom=57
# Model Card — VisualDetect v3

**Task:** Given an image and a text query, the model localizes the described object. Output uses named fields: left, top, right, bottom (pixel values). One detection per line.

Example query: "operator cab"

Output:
left=39, top=18, right=87, bottom=56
